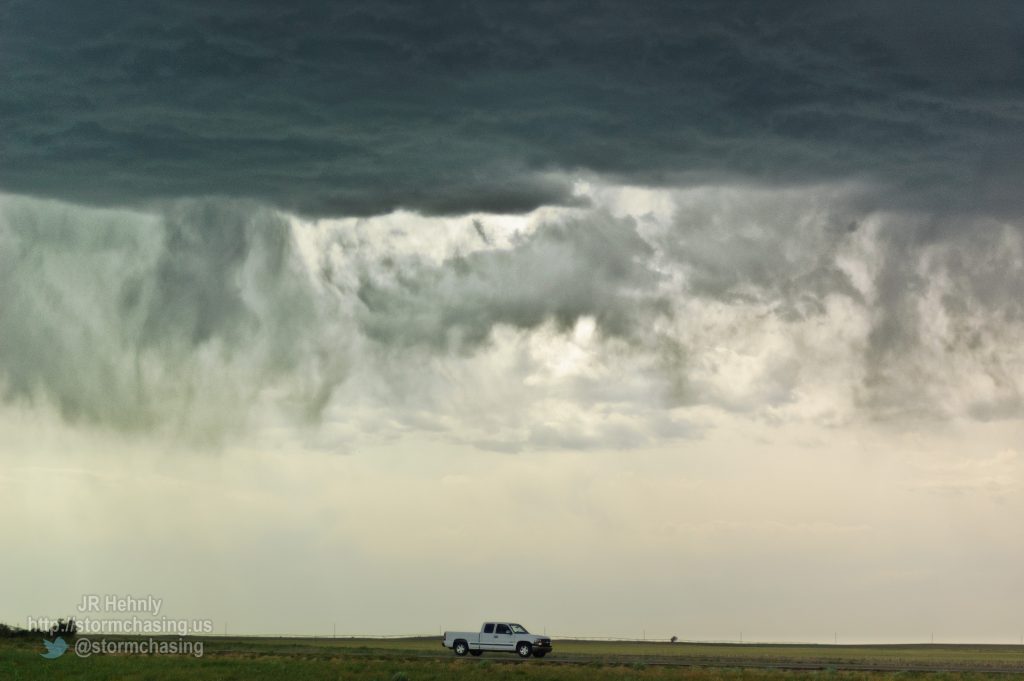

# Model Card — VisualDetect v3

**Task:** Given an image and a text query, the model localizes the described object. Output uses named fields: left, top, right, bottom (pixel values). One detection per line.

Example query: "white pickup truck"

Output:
left=442, top=622, right=552, bottom=658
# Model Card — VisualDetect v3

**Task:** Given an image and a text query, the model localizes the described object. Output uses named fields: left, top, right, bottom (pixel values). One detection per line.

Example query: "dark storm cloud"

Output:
left=4, top=1, right=1024, bottom=441
left=0, top=196, right=346, bottom=435
left=858, top=216, right=1024, bottom=422
left=3, top=0, right=1024, bottom=216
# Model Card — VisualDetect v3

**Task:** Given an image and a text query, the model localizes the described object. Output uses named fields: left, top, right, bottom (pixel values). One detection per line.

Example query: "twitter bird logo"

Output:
left=41, top=637, right=68, bottom=659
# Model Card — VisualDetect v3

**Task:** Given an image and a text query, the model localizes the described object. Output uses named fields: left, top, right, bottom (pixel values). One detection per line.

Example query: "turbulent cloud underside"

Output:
left=3, top=184, right=1024, bottom=449
left=4, top=1, right=1024, bottom=447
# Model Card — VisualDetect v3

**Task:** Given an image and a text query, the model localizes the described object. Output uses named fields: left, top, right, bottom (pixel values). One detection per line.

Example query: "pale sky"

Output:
left=2, top=2, right=1024, bottom=644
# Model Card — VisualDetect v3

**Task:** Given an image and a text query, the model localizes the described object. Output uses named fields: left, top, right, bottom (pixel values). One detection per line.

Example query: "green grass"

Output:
left=550, top=640, right=1024, bottom=667
left=201, top=636, right=1024, bottom=669
left=2, top=635, right=1023, bottom=680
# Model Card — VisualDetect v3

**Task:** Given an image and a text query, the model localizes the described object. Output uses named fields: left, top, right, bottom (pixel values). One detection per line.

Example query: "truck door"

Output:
left=489, top=623, right=514, bottom=651
left=479, top=623, right=497, bottom=650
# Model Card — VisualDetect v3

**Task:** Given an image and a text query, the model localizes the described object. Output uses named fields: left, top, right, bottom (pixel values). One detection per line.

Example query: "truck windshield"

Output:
left=510, top=624, right=529, bottom=634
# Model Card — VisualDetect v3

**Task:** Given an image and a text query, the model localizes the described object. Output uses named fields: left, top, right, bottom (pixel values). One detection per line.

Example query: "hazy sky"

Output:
left=2, top=1, right=1024, bottom=643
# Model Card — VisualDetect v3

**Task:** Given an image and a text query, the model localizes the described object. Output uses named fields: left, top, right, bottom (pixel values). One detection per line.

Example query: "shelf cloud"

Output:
left=3, top=1, right=1024, bottom=447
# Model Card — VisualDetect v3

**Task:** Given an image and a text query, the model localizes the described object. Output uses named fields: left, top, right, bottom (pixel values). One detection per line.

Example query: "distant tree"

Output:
left=670, top=635, right=678, bottom=644
left=0, top=621, right=48, bottom=638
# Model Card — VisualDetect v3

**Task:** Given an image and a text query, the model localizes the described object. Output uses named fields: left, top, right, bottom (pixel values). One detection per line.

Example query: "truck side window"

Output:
left=496, top=624, right=511, bottom=635
left=483, top=623, right=494, bottom=634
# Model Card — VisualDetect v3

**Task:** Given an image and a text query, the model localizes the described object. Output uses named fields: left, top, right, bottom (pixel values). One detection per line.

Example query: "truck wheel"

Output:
left=453, top=640, right=469, bottom=656
left=516, top=642, right=532, bottom=658
left=533, top=651, right=547, bottom=658
left=470, top=650, right=483, bottom=657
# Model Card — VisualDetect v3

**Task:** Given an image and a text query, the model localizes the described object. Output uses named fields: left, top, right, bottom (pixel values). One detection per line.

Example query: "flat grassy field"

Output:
left=3, top=635, right=1023, bottom=680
